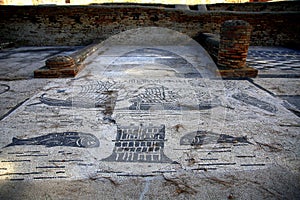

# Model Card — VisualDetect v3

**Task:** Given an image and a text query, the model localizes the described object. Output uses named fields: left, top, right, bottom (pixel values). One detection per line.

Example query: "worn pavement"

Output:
left=0, top=29, right=299, bottom=199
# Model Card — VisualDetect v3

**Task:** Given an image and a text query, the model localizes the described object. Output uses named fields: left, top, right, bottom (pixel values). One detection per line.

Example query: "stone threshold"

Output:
left=34, top=43, right=100, bottom=78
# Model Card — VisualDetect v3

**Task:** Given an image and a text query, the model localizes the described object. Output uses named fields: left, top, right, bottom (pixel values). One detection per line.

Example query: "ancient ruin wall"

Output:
left=0, top=5, right=299, bottom=47
left=206, top=1, right=300, bottom=12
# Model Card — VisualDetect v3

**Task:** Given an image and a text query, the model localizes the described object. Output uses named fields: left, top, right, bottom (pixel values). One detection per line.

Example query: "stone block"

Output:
left=34, top=63, right=86, bottom=78
left=216, top=65, right=258, bottom=78
left=34, top=43, right=100, bottom=78
left=46, top=55, right=75, bottom=69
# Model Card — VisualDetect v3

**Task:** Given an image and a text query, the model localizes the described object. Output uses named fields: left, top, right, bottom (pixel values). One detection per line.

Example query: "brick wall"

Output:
left=0, top=5, right=299, bottom=47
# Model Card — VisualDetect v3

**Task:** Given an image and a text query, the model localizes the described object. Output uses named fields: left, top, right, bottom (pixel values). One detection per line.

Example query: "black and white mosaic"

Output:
left=232, top=92, right=277, bottom=113
left=1, top=77, right=292, bottom=179
left=129, top=86, right=181, bottom=110
left=105, top=48, right=202, bottom=78
left=35, top=80, right=118, bottom=117
left=103, top=124, right=172, bottom=163
left=4, top=132, right=100, bottom=148
left=247, top=47, right=300, bottom=77
left=0, top=84, right=9, bottom=95
left=0, top=44, right=299, bottom=181
left=180, top=131, right=252, bottom=146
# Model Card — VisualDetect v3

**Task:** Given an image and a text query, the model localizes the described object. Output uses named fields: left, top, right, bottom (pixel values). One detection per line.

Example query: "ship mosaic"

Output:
left=102, top=124, right=172, bottom=163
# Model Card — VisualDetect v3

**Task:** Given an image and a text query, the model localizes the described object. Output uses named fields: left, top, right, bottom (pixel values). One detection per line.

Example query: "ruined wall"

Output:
left=0, top=5, right=299, bottom=47
left=207, top=1, right=300, bottom=12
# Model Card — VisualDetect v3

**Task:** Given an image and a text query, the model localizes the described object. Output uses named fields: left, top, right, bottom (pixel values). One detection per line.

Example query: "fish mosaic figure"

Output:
left=232, top=93, right=277, bottom=113
left=4, top=132, right=100, bottom=148
left=180, top=131, right=252, bottom=146
left=39, top=90, right=118, bottom=109
left=27, top=81, right=119, bottom=123
left=29, top=81, right=118, bottom=117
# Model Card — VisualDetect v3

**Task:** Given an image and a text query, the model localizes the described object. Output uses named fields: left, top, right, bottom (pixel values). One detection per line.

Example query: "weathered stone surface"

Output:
left=34, top=63, right=86, bottom=78
left=253, top=78, right=300, bottom=96
left=0, top=37, right=299, bottom=199
left=34, top=44, right=99, bottom=78
left=0, top=166, right=299, bottom=199
left=0, top=79, right=50, bottom=120
left=46, top=55, right=75, bottom=69
left=0, top=46, right=81, bottom=80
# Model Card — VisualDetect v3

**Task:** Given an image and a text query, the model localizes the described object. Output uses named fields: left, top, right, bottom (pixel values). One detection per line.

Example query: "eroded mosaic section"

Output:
left=0, top=78, right=298, bottom=180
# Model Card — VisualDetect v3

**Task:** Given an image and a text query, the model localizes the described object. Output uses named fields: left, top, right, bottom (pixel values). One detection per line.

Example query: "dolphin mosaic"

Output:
left=4, top=132, right=100, bottom=148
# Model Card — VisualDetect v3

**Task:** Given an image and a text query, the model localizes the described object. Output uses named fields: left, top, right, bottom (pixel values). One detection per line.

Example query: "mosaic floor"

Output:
left=247, top=46, right=300, bottom=77
left=2, top=77, right=296, bottom=180
left=0, top=44, right=299, bottom=182
left=0, top=37, right=299, bottom=198
left=0, top=46, right=82, bottom=80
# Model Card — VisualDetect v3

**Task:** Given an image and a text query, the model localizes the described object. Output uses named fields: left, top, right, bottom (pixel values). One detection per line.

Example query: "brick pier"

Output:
left=217, top=20, right=258, bottom=78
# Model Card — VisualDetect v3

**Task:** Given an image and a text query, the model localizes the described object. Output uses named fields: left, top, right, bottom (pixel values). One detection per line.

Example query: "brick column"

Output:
left=218, top=20, right=251, bottom=69
left=216, top=20, right=257, bottom=78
